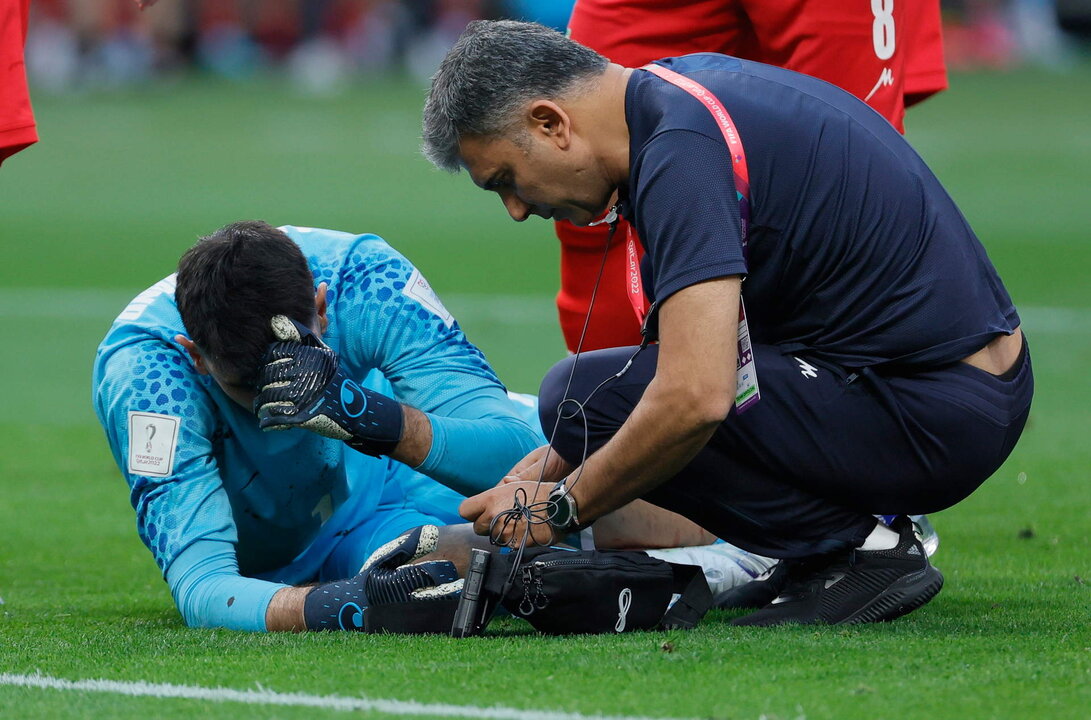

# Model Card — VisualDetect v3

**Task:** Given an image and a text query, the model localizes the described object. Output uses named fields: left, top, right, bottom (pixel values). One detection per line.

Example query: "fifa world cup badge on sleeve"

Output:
left=735, top=299, right=760, bottom=412
left=127, top=411, right=181, bottom=477
left=403, top=268, right=453, bottom=328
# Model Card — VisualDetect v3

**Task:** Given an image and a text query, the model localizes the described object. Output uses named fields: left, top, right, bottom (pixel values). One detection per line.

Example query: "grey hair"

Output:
left=422, top=20, right=609, bottom=173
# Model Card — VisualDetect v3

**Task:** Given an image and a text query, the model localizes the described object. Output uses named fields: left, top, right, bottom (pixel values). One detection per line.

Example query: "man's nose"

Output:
left=501, top=192, right=531, bottom=222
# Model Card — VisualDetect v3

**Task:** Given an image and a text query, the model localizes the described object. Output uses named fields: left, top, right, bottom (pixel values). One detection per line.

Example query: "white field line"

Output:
left=0, top=288, right=1087, bottom=334
left=0, top=672, right=696, bottom=720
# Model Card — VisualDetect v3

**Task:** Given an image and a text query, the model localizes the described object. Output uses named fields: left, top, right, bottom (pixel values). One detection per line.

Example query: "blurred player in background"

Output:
left=557, top=0, right=948, bottom=352
left=1, top=0, right=37, bottom=165
left=94, top=221, right=774, bottom=632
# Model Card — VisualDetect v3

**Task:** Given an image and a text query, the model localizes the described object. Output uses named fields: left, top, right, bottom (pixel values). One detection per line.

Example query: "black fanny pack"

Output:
left=365, top=546, right=712, bottom=637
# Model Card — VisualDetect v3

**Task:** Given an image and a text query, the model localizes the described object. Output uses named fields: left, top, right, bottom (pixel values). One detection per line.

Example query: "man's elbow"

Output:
left=489, top=413, right=546, bottom=456
left=166, top=543, right=271, bottom=632
left=667, top=385, right=734, bottom=430
left=690, top=393, right=734, bottom=427
left=172, top=583, right=214, bottom=629
left=174, top=595, right=205, bottom=628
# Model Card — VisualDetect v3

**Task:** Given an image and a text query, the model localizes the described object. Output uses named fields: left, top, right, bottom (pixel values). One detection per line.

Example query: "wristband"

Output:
left=302, top=575, right=370, bottom=631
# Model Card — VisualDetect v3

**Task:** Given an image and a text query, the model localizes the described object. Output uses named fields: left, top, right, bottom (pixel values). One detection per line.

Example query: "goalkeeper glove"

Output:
left=302, top=525, right=460, bottom=631
left=361, top=525, right=463, bottom=604
left=301, top=564, right=459, bottom=631
left=254, top=315, right=404, bottom=457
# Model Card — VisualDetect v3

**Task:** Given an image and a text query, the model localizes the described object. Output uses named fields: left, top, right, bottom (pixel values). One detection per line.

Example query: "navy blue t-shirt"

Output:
left=623, top=53, right=1019, bottom=369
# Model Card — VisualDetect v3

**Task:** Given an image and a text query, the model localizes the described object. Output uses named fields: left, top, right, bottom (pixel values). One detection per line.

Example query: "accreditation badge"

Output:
left=735, top=298, right=760, bottom=412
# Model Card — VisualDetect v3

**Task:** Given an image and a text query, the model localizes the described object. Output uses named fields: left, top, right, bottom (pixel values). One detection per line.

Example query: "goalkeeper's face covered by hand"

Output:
left=199, top=362, right=261, bottom=409
left=175, top=291, right=328, bottom=411
left=174, top=337, right=265, bottom=409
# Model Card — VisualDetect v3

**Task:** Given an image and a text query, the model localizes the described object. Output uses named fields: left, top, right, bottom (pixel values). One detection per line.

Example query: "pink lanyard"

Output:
left=631, top=63, right=762, bottom=412
left=624, top=63, right=753, bottom=325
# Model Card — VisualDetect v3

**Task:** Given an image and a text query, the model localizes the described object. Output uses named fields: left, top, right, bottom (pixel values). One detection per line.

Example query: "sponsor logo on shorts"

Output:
left=795, top=357, right=819, bottom=379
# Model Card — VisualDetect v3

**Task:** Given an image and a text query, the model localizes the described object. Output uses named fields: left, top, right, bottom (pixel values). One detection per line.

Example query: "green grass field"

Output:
left=1, top=65, right=1089, bottom=719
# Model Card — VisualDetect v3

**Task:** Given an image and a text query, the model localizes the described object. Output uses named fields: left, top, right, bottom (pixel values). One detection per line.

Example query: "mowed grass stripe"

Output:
left=2, top=287, right=1087, bottom=334
left=0, top=288, right=558, bottom=326
left=0, top=673, right=698, bottom=720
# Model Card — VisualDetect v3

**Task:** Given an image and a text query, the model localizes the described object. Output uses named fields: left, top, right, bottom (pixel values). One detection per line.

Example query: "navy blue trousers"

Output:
left=540, top=341, right=1033, bottom=559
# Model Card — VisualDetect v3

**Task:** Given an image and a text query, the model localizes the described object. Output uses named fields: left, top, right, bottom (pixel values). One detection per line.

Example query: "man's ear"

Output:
left=314, top=282, right=329, bottom=335
left=175, top=335, right=210, bottom=375
left=527, top=100, right=571, bottom=149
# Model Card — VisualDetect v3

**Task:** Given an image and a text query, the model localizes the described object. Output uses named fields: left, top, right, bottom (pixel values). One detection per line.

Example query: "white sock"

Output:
left=859, top=521, right=900, bottom=551
left=644, top=544, right=778, bottom=596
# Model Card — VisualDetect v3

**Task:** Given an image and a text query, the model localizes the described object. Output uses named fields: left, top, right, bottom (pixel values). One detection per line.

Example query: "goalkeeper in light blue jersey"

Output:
left=93, top=222, right=545, bottom=632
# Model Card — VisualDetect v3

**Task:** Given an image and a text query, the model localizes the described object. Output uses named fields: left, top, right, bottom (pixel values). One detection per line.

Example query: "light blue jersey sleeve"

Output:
left=291, top=227, right=544, bottom=496
left=94, top=335, right=286, bottom=631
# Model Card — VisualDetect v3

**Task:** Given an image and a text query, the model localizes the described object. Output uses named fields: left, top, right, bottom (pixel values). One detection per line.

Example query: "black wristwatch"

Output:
left=546, top=482, right=580, bottom=531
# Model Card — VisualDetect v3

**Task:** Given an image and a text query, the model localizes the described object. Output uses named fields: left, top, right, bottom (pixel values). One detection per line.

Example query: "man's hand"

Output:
left=459, top=481, right=559, bottom=547
left=500, top=444, right=574, bottom=486
left=254, top=315, right=404, bottom=457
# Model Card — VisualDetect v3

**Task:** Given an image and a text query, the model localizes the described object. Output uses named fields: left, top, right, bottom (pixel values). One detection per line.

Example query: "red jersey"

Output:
left=1, top=0, right=37, bottom=166
left=567, top=0, right=948, bottom=132
left=556, top=0, right=949, bottom=352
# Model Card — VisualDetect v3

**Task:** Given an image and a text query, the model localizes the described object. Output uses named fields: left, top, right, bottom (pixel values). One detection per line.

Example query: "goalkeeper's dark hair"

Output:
left=176, top=221, right=316, bottom=388
left=422, top=20, right=608, bottom=173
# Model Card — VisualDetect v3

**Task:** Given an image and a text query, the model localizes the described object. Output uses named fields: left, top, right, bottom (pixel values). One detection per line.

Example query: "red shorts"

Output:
left=556, top=0, right=948, bottom=352
left=1, top=0, right=37, bottom=166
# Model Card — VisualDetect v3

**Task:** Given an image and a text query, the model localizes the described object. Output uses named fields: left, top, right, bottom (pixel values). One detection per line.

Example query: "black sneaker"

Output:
left=731, top=516, right=943, bottom=626
left=715, top=561, right=790, bottom=610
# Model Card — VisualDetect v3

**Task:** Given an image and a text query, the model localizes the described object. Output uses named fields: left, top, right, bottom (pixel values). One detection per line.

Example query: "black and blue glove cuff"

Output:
left=302, top=575, right=370, bottom=631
